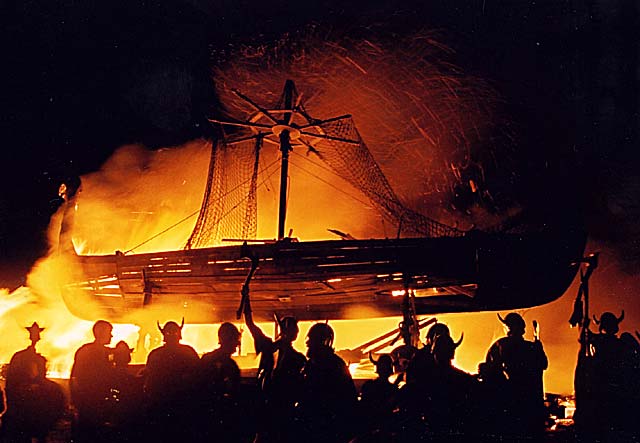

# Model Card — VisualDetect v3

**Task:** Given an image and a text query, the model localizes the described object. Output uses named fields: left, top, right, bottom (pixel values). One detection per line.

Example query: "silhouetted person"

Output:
left=3, top=322, right=65, bottom=443
left=144, top=319, right=199, bottom=443
left=483, top=313, right=547, bottom=440
left=199, top=322, right=251, bottom=442
left=619, top=331, right=640, bottom=441
left=358, top=353, right=397, bottom=439
left=394, top=322, right=452, bottom=439
left=426, top=334, right=475, bottom=441
left=389, top=343, right=416, bottom=387
left=298, top=323, right=357, bottom=443
left=576, top=311, right=637, bottom=442
left=5, top=322, right=47, bottom=387
left=397, top=331, right=468, bottom=440
left=106, top=341, right=143, bottom=443
left=476, top=358, right=511, bottom=439
left=70, top=320, right=115, bottom=443
left=405, top=322, right=450, bottom=385
left=620, top=331, right=640, bottom=355
left=243, top=299, right=305, bottom=443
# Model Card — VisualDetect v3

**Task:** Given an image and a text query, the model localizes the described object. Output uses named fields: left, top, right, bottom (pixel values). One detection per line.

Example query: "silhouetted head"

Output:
left=593, top=311, right=624, bottom=335
left=218, top=322, right=241, bottom=352
left=425, top=322, right=450, bottom=349
left=370, top=353, right=393, bottom=379
left=277, top=316, right=299, bottom=343
left=306, top=323, right=334, bottom=348
left=432, top=334, right=463, bottom=365
left=158, top=319, right=184, bottom=344
left=25, top=322, right=45, bottom=345
left=390, top=344, right=416, bottom=373
left=113, top=340, right=134, bottom=367
left=498, top=313, right=525, bottom=336
left=93, top=320, right=113, bottom=346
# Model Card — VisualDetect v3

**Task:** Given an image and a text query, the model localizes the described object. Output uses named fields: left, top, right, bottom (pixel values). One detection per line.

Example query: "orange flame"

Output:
left=2, top=35, right=639, bottom=396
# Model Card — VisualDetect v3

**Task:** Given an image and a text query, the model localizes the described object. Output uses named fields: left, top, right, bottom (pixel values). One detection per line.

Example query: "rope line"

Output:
left=124, top=157, right=281, bottom=254
left=288, top=157, right=374, bottom=209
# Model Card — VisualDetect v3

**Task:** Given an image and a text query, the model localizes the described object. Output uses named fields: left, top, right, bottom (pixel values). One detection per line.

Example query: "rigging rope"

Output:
left=184, top=86, right=463, bottom=248
left=289, top=155, right=375, bottom=209
left=124, top=157, right=280, bottom=254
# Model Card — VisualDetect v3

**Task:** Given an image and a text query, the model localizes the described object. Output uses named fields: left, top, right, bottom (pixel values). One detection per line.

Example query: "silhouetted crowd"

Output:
left=0, top=308, right=638, bottom=443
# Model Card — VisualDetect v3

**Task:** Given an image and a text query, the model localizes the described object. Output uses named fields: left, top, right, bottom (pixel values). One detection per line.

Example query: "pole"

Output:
left=278, top=131, right=291, bottom=240
left=582, top=271, right=590, bottom=357
left=580, top=253, right=598, bottom=356
left=277, top=80, right=294, bottom=240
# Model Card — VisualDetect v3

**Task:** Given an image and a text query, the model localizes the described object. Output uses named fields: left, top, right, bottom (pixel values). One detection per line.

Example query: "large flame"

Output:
left=1, top=226, right=638, bottom=395
left=1, top=34, right=638, bottom=395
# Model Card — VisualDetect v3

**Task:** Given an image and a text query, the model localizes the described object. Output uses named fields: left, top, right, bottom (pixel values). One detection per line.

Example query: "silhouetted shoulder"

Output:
left=178, top=343, right=199, bottom=359
left=201, top=348, right=222, bottom=363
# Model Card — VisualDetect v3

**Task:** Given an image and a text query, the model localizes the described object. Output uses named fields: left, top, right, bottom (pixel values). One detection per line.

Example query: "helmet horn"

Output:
left=497, top=313, right=507, bottom=325
left=369, top=351, right=378, bottom=365
left=618, top=310, right=624, bottom=323
left=592, top=315, right=600, bottom=325
left=180, top=317, right=185, bottom=329
left=274, top=313, right=284, bottom=329
left=454, top=333, right=464, bottom=347
left=157, top=321, right=163, bottom=333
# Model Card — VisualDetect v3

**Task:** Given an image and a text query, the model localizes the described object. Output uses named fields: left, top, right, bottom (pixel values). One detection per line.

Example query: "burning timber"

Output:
left=58, top=80, right=585, bottom=323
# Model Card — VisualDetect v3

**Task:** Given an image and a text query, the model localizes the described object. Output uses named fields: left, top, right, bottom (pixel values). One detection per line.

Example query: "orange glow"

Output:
left=70, top=141, right=210, bottom=255
left=0, top=139, right=615, bottom=393
left=2, top=239, right=639, bottom=393
left=1, top=37, right=638, bottom=396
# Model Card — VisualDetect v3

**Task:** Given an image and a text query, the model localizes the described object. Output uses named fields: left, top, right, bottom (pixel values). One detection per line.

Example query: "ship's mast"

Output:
left=277, top=80, right=294, bottom=240
left=204, top=79, right=359, bottom=243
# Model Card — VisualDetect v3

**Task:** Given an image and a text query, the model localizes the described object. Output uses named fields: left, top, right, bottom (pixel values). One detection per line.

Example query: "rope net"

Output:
left=298, top=112, right=463, bottom=239
left=186, top=90, right=463, bottom=249
left=185, top=138, right=261, bottom=249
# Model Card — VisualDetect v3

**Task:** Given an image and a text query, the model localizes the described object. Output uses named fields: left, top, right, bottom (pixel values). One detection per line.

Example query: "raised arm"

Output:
left=243, top=295, right=267, bottom=344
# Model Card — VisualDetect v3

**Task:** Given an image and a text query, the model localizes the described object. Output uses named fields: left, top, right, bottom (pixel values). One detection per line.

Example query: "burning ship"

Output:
left=58, top=80, right=586, bottom=324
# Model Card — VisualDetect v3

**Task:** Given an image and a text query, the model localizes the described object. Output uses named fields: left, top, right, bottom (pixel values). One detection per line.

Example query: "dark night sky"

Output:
left=0, top=0, right=638, bottom=288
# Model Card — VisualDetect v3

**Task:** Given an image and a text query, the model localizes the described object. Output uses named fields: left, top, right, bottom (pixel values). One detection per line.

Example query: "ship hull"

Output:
left=60, top=230, right=585, bottom=323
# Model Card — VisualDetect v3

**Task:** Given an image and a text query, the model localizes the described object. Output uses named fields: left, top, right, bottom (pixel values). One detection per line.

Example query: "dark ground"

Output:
left=3, top=376, right=581, bottom=443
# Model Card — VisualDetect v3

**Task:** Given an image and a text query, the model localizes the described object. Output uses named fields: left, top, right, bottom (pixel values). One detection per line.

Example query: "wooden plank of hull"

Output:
left=60, top=231, right=586, bottom=323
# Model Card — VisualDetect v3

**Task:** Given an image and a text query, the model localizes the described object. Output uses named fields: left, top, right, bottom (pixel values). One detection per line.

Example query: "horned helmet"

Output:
left=390, top=344, right=416, bottom=373
left=432, top=333, right=464, bottom=363
left=157, top=318, right=184, bottom=341
left=593, top=311, right=624, bottom=335
left=498, top=312, right=526, bottom=335
left=369, top=352, right=394, bottom=378
left=425, top=322, right=450, bottom=349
